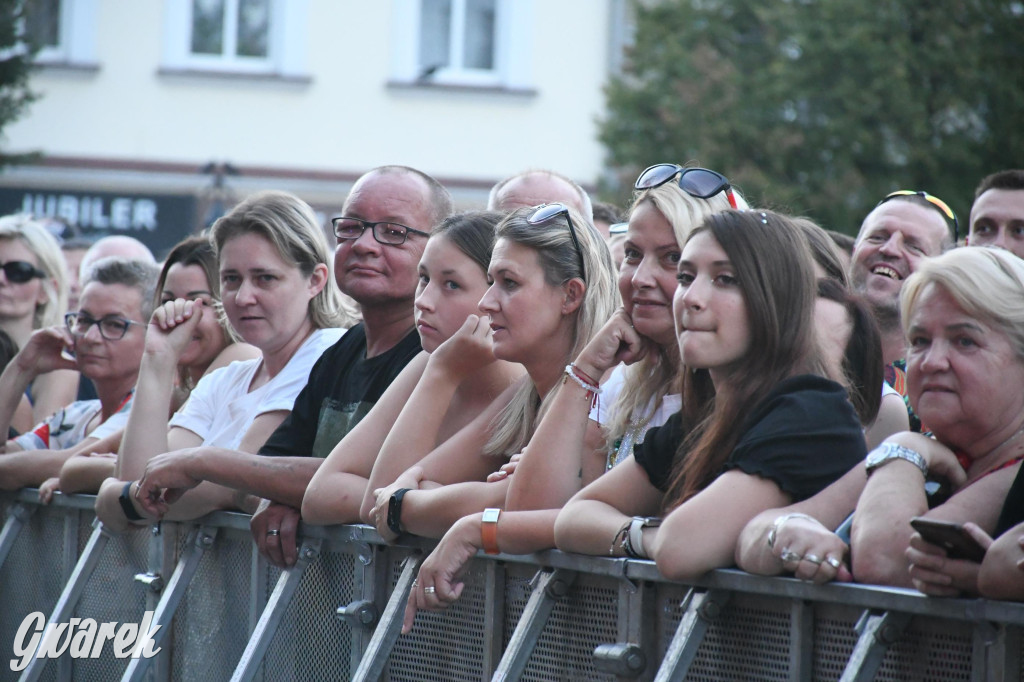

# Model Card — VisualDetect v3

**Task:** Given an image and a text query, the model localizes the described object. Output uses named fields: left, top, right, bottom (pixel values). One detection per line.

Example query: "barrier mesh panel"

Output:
left=386, top=555, right=489, bottom=681
left=0, top=503, right=66, bottom=682
left=510, top=572, right=619, bottom=682
left=68, top=526, right=152, bottom=681
left=259, top=548, right=357, bottom=681
left=170, top=528, right=253, bottom=682
left=656, top=586, right=791, bottom=681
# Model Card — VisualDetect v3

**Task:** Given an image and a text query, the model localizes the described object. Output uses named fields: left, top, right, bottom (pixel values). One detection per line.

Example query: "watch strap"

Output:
left=481, top=508, right=501, bottom=555
left=866, top=443, right=928, bottom=478
left=387, top=488, right=412, bottom=535
left=119, top=481, right=145, bottom=522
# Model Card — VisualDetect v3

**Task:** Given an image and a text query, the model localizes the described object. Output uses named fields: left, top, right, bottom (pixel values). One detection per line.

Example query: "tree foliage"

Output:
left=600, top=0, right=1024, bottom=233
left=0, top=0, right=38, bottom=167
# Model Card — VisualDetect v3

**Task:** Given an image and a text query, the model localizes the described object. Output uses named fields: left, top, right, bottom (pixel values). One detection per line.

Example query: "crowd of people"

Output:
left=2, top=165, right=1024, bottom=637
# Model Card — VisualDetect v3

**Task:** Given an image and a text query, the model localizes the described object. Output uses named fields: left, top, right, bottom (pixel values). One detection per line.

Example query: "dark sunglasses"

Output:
left=0, top=260, right=47, bottom=284
left=876, top=190, right=959, bottom=243
left=527, top=203, right=586, bottom=282
left=635, top=164, right=739, bottom=209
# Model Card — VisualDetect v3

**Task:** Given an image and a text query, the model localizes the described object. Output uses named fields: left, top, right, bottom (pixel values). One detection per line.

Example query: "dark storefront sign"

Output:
left=0, top=187, right=198, bottom=258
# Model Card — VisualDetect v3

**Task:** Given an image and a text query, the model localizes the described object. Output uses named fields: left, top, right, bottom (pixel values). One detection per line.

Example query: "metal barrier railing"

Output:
left=2, top=489, right=1023, bottom=682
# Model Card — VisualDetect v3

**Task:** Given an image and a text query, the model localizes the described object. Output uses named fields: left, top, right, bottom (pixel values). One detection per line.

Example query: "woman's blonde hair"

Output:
left=0, top=215, right=68, bottom=328
left=210, top=191, right=357, bottom=330
left=484, top=206, right=620, bottom=457
left=901, top=246, right=1024, bottom=361
left=603, top=181, right=746, bottom=449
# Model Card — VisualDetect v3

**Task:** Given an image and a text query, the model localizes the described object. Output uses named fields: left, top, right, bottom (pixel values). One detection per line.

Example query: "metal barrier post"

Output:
left=491, top=568, right=577, bottom=682
left=229, top=537, right=324, bottom=682
left=838, top=609, right=912, bottom=682
left=18, top=520, right=113, bottom=682
left=652, top=589, right=731, bottom=682
left=789, top=599, right=814, bottom=682
left=349, top=554, right=421, bottom=682
left=0, top=502, right=33, bottom=571
left=120, top=524, right=220, bottom=682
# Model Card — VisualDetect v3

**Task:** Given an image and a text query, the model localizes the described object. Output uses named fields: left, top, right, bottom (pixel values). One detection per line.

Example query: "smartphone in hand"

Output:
left=909, top=517, right=986, bottom=562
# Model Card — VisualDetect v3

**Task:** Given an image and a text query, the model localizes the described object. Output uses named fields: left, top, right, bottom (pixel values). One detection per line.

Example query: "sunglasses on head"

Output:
left=635, top=164, right=738, bottom=209
left=876, top=190, right=959, bottom=243
left=0, top=260, right=47, bottom=284
left=527, top=203, right=587, bottom=283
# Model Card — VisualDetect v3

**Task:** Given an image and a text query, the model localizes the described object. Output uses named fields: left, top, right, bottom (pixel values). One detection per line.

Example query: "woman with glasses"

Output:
left=96, top=191, right=353, bottom=530
left=402, top=166, right=746, bottom=627
left=0, top=258, right=159, bottom=491
left=300, top=212, right=524, bottom=525
left=552, top=210, right=866, bottom=581
left=0, top=215, right=77, bottom=434
left=42, top=236, right=261, bottom=501
left=365, top=204, right=618, bottom=541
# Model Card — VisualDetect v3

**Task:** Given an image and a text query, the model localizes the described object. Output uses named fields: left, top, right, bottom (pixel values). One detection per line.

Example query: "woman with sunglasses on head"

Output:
left=553, top=210, right=866, bottom=582
left=0, top=215, right=77, bottom=434
left=403, top=166, right=747, bottom=628
left=95, top=191, right=354, bottom=530
left=300, top=212, right=524, bottom=525
left=41, top=236, right=261, bottom=502
left=365, top=204, right=618, bottom=542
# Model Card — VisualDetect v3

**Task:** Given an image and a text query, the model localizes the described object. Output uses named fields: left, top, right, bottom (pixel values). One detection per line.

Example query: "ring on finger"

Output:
left=826, top=556, right=842, bottom=569
left=803, top=553, right=822, bottom=565
left=423, top=586, right=436, bottom=595
left=266, top=529, right=281, bottom=537
left=779, top=549, right=801, bottom=563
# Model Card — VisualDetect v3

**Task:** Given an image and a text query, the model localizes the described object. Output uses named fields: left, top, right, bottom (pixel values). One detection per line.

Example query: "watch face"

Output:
left=865, top=448, right=888, bottom=468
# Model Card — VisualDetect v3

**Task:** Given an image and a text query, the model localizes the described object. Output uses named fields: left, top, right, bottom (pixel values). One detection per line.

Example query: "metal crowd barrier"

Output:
left=2, top=489, right=1023, bottom=681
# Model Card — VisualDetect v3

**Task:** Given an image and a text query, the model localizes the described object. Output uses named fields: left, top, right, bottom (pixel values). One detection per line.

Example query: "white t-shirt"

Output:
left=169, top=328, right=344, bottom=450
left=590, top=364, right=681, bottom=469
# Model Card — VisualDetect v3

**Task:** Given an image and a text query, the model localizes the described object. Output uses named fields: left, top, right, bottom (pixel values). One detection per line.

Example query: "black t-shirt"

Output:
left=995, top=464, right=1024, bottom=537
left=258, top=323, right=422, bottom=458
left=633, top=374, right=866, bottom=501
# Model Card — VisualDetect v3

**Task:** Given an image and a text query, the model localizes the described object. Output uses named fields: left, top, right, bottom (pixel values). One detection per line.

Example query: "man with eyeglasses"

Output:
left=968, top=169, right=1024, bottom=259
left=0, top=257, right=158, bottom=489
left=850, top=191, right=956, bottom=432
left=128, top=166, right=451, bottom=567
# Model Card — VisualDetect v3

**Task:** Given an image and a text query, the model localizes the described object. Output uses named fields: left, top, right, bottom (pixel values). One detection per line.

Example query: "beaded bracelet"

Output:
left=564, top=364, right=601, bottom=409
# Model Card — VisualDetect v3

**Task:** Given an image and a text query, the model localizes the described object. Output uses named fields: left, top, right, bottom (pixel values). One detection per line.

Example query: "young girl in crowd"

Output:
left=0, top=215, right=75, bottom=432
left=403, top=168, right=743, bottom=627
left=95, top=190, right=351, bottom=530
left=300, top=212, right=523, bottom=524
left=553, top=209, right=867, bottom=581
left=39, top=236, right=260, bottom=501
left=366, top=204, right=618, bottom=541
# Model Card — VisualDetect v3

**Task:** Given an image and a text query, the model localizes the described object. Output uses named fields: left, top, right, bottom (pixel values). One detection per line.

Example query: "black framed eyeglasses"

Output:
left=64, top=312, right=145, bottom=341
left=876, top=190, right=960, bottom=243
left=0, top=260, right=47, bottom=284
left=527, top=203, right=587, bottom=283
left=332, top=217, right=430, bottom=246
left=635, top=164, right=739, bottom=209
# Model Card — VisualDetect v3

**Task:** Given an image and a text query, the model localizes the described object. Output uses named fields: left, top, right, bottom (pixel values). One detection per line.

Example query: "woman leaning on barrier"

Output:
left=552, top=210, right=867, bottom=582
left=402, top=166, right=741, bottom=629
left=738, top=246, right=1024, bottom=595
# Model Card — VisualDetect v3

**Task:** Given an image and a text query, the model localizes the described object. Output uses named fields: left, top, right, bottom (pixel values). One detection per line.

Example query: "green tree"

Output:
left=0, top=0, right=39, bottom=167
left=600, top=0, right=1024, bottom=234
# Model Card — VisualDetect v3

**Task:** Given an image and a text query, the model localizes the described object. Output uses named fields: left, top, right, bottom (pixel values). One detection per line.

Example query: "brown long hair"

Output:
left=664, top=210, right=826, bottom=507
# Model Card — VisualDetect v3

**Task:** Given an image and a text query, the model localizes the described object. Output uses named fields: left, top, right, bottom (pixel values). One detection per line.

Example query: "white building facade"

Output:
left=0, top=0, right=629, bottom=254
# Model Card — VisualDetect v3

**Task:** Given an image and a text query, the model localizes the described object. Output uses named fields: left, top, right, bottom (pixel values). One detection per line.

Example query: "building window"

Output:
left=23, top=0, right=97, bottom=66
left=161, top=0, right=308, bottom=78
left=391, top=0, right=532, bottom=90
left=419, top=0, right=495, bottom=79
left=190, top=0, right=270, bottom=62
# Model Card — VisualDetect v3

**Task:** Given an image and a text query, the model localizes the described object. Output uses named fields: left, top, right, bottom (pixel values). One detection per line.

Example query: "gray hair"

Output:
left=83, top=257, right=161, bottom=321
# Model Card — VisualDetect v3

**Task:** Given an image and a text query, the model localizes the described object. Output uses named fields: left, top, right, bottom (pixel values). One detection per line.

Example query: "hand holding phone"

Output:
left=909, top=517, right=986, bottom=562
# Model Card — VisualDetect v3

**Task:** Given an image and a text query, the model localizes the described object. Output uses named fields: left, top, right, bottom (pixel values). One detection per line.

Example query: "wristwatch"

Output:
left=865, top=443, right=928, bottom=478
left=481, top=508, right=501, bottom=555
left=386, top=488, right=412, bottom=536
left=626, top=516, right=662, bottom=559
